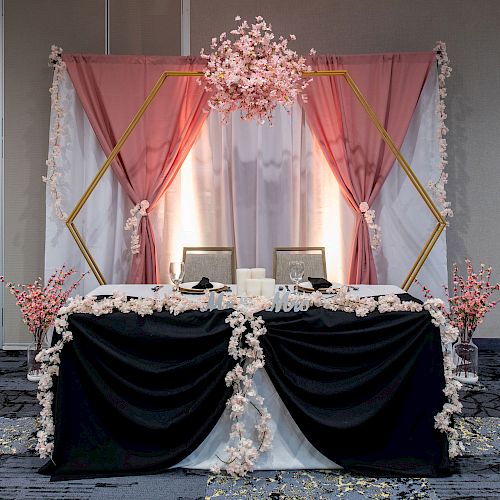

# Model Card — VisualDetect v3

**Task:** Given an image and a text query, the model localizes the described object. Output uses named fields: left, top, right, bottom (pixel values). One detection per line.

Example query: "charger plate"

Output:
left=297, top=281, right=342, bottom=293
left=179, top=281, right=226, bottom=294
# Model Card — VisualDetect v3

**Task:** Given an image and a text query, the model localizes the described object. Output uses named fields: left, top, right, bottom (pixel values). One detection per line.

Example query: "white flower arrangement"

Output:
left=35, top=288, right=462, bottom=474
left=124, top=200, right=150, bottom=254
left=430, top=41, right=453, bottom=221
left=359, top=202, right=382, bottom=251
left=43, top=45, right=68, bottom=222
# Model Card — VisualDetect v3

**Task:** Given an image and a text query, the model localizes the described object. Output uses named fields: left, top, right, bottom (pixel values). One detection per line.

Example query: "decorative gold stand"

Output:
left=65, top=70, right=446, bottom=290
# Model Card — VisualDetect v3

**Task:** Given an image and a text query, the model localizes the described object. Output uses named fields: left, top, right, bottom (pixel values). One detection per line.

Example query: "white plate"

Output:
left=179, top=281, right=226, bottom=294
left=298, top=281, right=342, bottom=293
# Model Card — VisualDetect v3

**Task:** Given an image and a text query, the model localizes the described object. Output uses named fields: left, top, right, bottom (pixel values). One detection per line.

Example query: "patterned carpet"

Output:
left=1, top=340, right=499, bottom=500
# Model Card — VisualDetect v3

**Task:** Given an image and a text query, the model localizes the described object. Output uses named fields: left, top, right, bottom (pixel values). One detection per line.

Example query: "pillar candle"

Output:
left=236, top=268, right=251, bottom=295
left=246, top=278, right=262, bottom=296
left=251, top=268, right=266, bottom=279
left=261, top=278, right=276, bottom=298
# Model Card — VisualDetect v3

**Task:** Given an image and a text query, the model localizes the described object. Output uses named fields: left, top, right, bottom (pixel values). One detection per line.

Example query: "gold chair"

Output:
left=273, top=247, right=327, bottom=284
left=182, top=247, right=236, bottom=284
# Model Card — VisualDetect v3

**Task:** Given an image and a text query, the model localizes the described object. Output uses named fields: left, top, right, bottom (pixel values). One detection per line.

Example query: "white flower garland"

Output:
left=430, top=41, right=453, bottom=221
left=35, top=289, right=462, bottom=473
left=214, top=305, right=272, bottom=476
left=359, top=202, right=381, bottom=251
left=423, top=297, right=464, bottom=458
left=124, top=200, right=150, bottom=254
left=43, top=45, right=68, bottom=221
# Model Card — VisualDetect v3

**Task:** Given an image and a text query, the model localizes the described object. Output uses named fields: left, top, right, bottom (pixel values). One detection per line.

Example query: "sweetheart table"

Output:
left=39, top=284, right=451, bottom=480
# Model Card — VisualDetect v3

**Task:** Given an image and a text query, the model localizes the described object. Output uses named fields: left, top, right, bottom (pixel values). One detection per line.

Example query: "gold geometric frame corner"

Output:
left=66, top=70, right=446, bottom=290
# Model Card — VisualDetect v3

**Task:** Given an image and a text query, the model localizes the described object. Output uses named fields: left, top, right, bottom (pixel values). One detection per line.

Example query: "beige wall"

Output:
left=4, top=1, right=500, bottom=344
left=191, top=0, right=500, bottom=338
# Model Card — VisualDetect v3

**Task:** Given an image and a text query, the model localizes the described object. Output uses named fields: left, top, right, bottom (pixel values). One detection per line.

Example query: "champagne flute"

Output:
left=169, top=262, right=185, bottom=292
left=289, top=261, right=305, bottom=293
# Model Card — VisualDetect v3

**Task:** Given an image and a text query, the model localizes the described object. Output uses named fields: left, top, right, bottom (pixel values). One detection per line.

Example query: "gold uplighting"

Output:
left=66, top=70, right=446, bottom=290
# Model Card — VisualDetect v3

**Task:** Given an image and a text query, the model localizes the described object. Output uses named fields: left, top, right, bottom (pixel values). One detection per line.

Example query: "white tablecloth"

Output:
left=85, top=283, right=405, bottom=470
left=88, top=283, right=405, bottom=299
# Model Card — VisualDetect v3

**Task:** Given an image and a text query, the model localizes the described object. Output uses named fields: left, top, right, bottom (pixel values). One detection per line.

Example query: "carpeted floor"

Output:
left=1, top=340, right=499, bottom=500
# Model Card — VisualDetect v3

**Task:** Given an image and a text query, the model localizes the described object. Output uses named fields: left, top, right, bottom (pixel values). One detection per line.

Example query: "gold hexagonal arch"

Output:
left=66, top=70, right=446, bottom=289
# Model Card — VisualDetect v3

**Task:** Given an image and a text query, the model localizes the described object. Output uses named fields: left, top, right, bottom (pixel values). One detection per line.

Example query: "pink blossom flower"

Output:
left=201, top=17, right=314, bottom=124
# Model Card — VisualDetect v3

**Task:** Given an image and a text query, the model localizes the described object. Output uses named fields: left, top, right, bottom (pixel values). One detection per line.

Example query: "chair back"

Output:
left=182, top=247, right=236, bottom=284
left=273, top=247, right=327, bottom=284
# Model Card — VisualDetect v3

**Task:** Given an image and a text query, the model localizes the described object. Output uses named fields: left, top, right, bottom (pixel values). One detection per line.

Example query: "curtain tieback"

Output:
left=124, top=200, right=150, bottom=255
left=358, top=202, right=382, bottom=251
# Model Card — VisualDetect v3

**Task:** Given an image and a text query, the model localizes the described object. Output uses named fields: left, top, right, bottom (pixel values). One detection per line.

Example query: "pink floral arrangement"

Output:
left=0, top=266, right=87, bottom=347
left=201, top=15, right=315, bottom=124
left=418, top=260, right=499, bottom=341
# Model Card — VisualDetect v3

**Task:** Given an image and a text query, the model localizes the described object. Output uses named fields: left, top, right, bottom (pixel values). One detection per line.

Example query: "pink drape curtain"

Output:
left=64, top=55, right=210, bottom=283
left=303, top=53, right=434, bottom=284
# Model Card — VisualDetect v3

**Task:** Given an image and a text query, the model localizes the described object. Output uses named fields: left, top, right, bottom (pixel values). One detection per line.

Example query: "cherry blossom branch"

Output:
left=201, top=15, right=314, bottom=125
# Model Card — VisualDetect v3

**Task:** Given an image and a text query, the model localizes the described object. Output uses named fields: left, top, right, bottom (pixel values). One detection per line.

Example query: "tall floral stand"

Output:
left=452, top=336, right=479, bottom=385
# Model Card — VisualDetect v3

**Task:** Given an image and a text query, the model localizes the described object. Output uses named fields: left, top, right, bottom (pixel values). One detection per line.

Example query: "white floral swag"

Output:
left=35, top=288, right=462, bottom=475
left=43, top=45, right=68, bottom=222
left=430, top=41, right=453, bottom=221
left=359, top=201, right=382, bottom=251
left=124, top=200, right=150, bottom=254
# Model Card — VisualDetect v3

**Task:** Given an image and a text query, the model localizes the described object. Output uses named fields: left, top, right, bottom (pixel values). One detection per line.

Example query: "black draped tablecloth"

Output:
left=40, top=308, right=236, bottom=480
left=260, top=294, right=450, bottom=477
left=40, top=294, right=451, bottom=480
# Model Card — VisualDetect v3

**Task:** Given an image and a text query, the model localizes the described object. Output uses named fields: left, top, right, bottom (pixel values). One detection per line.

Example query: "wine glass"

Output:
left=289, top=261, right=305, bottom=293
left=169, top=262, right=185, bottom=292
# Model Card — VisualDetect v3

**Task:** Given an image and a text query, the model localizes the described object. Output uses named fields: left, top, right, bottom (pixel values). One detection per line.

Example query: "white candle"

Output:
left=251, top=267, right=266, bottom=279
left=236, top=268, right=251, bottom=295
left=261, top=278, right=276, bottom=298
left=246, top=278, right=262, bottom=296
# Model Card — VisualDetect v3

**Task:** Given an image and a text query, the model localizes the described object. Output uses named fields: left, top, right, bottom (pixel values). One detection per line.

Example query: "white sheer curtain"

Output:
left=374, top=64, right=448, bottom=299
left=152, top=104, right=354, bottom=283
left=44, top=71, right=130, bottom=294
left=45, top=67, right=446, bottom=295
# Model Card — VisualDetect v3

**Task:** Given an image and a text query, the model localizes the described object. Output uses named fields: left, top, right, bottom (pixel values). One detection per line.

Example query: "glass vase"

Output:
left=452, top=338, right=479, bottom=384
left=26, top=330, right=48, bottom=382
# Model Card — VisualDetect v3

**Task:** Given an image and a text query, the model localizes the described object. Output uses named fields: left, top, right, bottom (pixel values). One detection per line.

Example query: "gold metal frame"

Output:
left=66, top=70, right=446, bottom=290
left=272, top=247, right=327, bottom=280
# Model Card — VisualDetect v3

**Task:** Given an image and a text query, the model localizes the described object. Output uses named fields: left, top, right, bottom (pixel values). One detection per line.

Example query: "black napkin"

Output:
left=308, top=277, right=332, bottom=290
left=192, top=277, right=214, bottom=289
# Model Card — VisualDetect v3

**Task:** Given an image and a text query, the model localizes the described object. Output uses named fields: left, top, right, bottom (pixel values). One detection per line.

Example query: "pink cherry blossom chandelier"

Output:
left=201, top=16, right=315, bottom=124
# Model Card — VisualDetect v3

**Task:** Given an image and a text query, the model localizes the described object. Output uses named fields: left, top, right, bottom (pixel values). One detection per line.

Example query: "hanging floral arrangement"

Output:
left=201, top=16, right=315, bottom=124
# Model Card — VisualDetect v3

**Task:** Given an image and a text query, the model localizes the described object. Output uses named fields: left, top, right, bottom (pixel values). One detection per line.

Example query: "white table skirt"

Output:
left=85, top=283, right=405, bottom=470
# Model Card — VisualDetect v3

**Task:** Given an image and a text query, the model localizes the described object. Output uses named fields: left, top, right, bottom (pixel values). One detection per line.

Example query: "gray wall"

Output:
left=3, top=0, right=500, bottom=345
left=3, top=0, right=181, bottom=346
left=4, top=0, right=105, bottom=346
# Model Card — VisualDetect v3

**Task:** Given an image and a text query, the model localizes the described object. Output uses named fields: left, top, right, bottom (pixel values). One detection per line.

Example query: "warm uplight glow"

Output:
left=172, top=152, right=201, bottom=262
left=311, top=139, right=352, bottom=283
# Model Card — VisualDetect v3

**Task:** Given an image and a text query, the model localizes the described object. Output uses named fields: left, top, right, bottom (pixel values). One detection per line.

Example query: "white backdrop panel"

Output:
left=373, top=64, right=448, bottom=299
